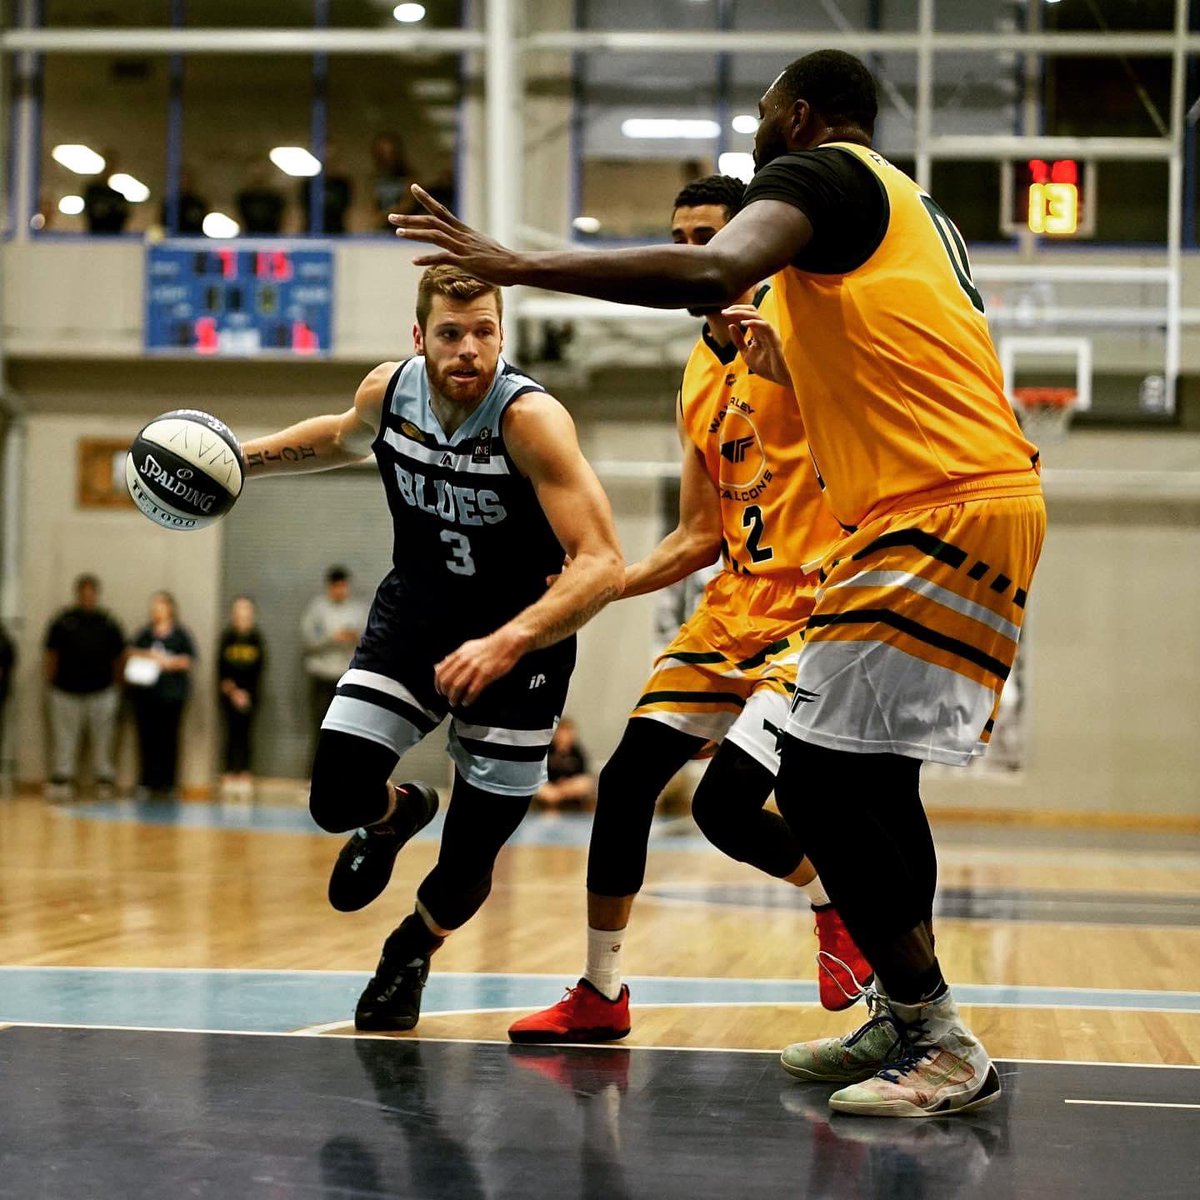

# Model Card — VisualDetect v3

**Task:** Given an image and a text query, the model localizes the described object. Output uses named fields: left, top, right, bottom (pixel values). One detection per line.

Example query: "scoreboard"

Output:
left=145, top=242, right=334, bottom=356
left=1001, top=159, right=1095, bottom=238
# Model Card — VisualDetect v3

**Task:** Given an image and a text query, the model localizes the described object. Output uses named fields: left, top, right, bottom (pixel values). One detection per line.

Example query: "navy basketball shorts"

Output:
left=320, top=582, right=576, bottom=797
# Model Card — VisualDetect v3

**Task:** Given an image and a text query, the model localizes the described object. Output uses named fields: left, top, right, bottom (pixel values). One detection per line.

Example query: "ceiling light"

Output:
left=51, top=144, right=106, bottom=175
left=572, top=216, right=601, bottom=234
left=621, top=118, right=721, bottom=140
left=718, top=152, right=755, bottom=183
left=202, top=212, right=240, bottom=239
left=58, top=195, right=85, bottom=215
left=393, top=3, right=426, bottom=21
left=108, top=172, right=150, bottom=203
left=731, top=114, right=758, bottom=135
left=269, top=146, right=321, bottom=178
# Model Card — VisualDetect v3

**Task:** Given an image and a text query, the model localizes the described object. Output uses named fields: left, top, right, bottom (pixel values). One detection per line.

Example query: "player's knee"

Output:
left=308, top=730, right=394, bottom=833
left=691, top=780, right=744, bottom=859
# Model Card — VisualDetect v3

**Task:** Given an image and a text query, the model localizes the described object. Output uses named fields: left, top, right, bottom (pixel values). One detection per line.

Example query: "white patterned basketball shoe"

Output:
left=780, top=987, right=906, bottom=1083
left=828, top=988, right=1001, bottom=1118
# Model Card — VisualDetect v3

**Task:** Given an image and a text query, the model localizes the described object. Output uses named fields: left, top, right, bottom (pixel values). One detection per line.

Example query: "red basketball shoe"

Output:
left=814, top=905, right=874, bottom=1011
left=508, top=978, right=631, bottom=1044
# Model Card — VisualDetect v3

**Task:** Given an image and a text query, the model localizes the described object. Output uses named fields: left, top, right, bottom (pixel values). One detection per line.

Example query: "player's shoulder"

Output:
left=494, top=357, right=549, bottom=401
left=744, top=145, right=880, bottom=205
left=501, top=385, right=567, bottom=428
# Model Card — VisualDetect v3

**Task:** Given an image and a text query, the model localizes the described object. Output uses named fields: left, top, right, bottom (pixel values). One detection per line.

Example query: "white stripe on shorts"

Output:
left=451, top=720, right=558, bottom=747
left=828, top=569, right=1022, bottom=642
left=337, top=668, right=441, bottom=722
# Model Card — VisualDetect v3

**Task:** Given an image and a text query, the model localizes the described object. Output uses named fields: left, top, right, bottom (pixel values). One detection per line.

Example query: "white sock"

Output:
left=800, top=876, right=831, bottom=908
left=584, top=925, right=625, bottom=1001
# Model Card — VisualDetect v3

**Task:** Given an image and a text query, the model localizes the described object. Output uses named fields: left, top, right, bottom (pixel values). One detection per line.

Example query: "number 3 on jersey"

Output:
left=743, top=505, right=773, bottom=564
left=440, top=529, right=476, bottom=576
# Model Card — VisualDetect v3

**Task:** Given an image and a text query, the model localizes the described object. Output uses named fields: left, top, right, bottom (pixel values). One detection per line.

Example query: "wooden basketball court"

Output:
left=1, top=793, right=1197, bottom=1198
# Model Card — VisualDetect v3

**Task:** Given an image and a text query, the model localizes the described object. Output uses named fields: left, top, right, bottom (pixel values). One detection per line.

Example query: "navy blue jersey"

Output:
left=372, top=356, right=567, bottom=641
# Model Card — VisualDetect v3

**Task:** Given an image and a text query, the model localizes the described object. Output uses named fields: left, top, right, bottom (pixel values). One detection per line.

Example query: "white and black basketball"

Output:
left=126, top=409, right=244, bottom=531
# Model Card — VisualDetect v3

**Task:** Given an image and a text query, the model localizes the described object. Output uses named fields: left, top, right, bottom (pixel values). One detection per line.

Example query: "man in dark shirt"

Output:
left=0, top=621, right=15, bottom=783
left=44, top=575, right=125, bottom=798
left=237, top=169, right=287, bottom=235
left=83, top=178, right=130, bottom=235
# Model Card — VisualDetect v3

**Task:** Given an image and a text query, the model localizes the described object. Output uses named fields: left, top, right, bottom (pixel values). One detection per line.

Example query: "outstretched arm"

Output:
left=434, top=394, right=624, bottom=707
left=390, top=186, right=813, bottom=311
left=240, top=361, right=396, bottom=477
left=621, top=402, right=722, bottom=600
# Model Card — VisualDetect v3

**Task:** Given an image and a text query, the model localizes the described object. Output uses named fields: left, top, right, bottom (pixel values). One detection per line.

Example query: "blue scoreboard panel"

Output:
left=145, top=242, right=334, bottom=356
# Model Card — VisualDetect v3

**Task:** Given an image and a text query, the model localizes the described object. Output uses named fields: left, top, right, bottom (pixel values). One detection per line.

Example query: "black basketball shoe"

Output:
left=328, top=783, right=440, bottom=913
left=355, top=932, right=435, bottom=1032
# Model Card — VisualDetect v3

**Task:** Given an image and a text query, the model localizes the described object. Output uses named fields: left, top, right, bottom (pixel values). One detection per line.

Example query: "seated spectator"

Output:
left=536, top=718, right=596, bottom=809
left=236, top=168, right=286, bottom=235
left=43, top=574, right=125, bottom=800
left=370, top=132, right=413, bottom=229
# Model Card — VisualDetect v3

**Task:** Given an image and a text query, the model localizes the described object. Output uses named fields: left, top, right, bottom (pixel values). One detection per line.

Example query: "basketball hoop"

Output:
left=1011, top=386, right=1077, bottom=446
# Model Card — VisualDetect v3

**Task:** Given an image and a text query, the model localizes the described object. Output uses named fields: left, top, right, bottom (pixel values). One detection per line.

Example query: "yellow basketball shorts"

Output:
left=630, top=571, right=817, bottom=773
left=785, top=485, right=1047, bottom=766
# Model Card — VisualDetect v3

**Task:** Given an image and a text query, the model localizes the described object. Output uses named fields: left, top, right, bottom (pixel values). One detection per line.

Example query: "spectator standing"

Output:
left=43, top=575, right=125, bottom=800
left=126, top=591, right=195, bottom=801
left=369, top=133, right=413, bottom=229
left=83, top=177, right=129, bottom=234
left=217, top=596, right=266, bottom=799
left=535, top=717, right=596, bottom=809
left=300, top=144, right=353, bottom=235
left=300, top=566, right=367, bottom=752
left=164, top=167, right=208, bottom=235
left=236, top=168, right=286, bottom=235
left=0, top=621, right=15, bottom=785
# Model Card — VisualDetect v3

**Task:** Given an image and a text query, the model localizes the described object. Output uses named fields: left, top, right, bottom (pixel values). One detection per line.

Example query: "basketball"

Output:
left=125, top=409, right=244, bottom=531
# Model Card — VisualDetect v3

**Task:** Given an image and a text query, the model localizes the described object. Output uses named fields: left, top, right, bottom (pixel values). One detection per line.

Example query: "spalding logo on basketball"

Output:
left=126, top=409, right=244, bottom=531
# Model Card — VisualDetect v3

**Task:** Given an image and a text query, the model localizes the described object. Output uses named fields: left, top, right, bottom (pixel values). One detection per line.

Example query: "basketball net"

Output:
left=1012, top=386, right=1076, bottom=446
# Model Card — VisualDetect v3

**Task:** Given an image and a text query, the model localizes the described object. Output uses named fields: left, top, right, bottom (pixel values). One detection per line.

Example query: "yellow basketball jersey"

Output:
left=680, top=287, right=842, bottom=577
left=769, top=143, right=1040, bottom=531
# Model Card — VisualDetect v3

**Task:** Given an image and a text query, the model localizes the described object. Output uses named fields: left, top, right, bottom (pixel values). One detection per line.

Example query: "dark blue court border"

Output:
left=0, top=1029, right=1195, bottom=1200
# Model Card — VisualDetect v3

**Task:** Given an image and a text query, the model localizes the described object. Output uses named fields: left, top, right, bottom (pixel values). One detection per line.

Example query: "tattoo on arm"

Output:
left=244, top=444, right=316, bottom=471
left=529, top=584, right=621, bottom=650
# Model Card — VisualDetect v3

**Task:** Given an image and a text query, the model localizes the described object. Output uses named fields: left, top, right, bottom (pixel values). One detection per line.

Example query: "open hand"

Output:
left=723, top=305, right=791, bottom=387
left=434, top=627, right=527, bottom=708
left=389, top=185, right=521, bottom=284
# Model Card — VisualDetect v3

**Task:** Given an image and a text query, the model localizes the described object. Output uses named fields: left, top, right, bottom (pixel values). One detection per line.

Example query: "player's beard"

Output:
left=427, top=359, right=495, bottom=408
left=753, top=124, right=788, bottom=172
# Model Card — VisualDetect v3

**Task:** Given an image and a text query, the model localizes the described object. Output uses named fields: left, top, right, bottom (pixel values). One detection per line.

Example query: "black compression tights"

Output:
left=309, top=729, right=397, bottom=833
left=773, top=735, right=940, bottom=1000
left=691, top=742, right=806, bottom=879
left=416, top=772, right=530, bottom=931
left=308, top=730, right=529, bottom=933
left=586, top=719, right=706, bottom=897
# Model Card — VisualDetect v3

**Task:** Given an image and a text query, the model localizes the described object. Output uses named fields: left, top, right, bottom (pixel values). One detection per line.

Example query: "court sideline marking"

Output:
left=1063, top=1099, right=1200, bottom=1110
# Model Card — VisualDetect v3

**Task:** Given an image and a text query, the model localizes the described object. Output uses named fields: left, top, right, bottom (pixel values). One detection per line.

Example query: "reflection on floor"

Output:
left=1, top=1029, right=1196, bottom=1200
